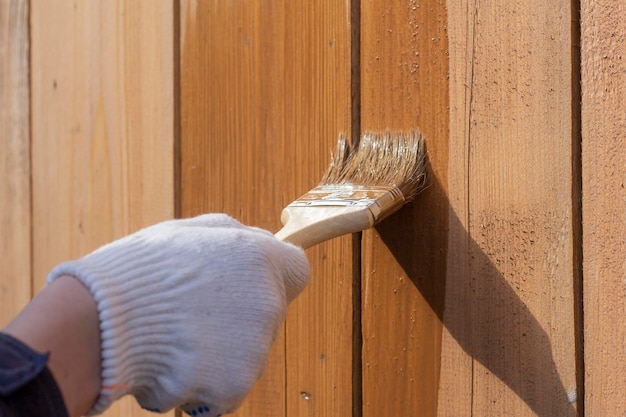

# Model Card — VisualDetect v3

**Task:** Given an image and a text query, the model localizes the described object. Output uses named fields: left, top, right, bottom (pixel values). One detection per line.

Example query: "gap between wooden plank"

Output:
left=173, top=3, right=182, bottom=417
left=570, top=0, right=584, bottom=413
left=351, top=0, right=361, bottom=148
left=352, top=233, right=363, bottom=417
left=350, top=1, right=363, bottom=416
left=173, top=0, right=182, bottom=222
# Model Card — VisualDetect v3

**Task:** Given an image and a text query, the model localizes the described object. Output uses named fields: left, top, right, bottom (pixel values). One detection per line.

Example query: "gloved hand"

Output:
left=46, top=214, right=310, bottom=416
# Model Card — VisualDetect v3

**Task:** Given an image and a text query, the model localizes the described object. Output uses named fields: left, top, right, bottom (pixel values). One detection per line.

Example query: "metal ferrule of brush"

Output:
left=287, top=185, right=406, bottom=224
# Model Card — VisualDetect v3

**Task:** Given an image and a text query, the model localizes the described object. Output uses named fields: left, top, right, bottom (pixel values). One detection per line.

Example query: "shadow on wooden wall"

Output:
left=377, top=172, right=576, bottom=417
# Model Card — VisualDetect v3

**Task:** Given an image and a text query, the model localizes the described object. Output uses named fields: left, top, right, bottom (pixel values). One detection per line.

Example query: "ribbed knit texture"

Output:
left=46, top=214, right=309, bottom=416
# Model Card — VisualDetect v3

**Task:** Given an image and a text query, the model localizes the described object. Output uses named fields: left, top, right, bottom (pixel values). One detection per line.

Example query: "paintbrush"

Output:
left=274, top=130, right=427, bottom=249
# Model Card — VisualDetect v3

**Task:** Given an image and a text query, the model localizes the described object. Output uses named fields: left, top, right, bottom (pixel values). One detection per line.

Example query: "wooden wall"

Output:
left=1, top=0, right=624, bottom=416
left=581, top=0, right=626, bottom=415
left=440, top=0, right=580, bottom=416
left=29, top=1, right=176, bottom=416
left=359, top=0, right=449, bottom=415
left=0, top=0, right=30, bottom=324
left=179, top=1, right=354, bottom=416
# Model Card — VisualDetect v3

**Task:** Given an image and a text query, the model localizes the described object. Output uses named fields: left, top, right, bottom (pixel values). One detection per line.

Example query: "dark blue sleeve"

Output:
left=0, top=333, right=69, bottom=417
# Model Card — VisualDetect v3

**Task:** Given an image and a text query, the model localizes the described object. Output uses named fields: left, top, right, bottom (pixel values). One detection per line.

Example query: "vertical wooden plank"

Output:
left=581, top=0, right=626, bottom=415
left=282, top=4, right=354, bottom=417
left=436, top=0, right=474, bottom=413
left=439, top=1, right=579, bottom=416
left=180, top=3, right=286, bottom=415
left=30, top=2, right=175, bottom=416
left=359, top=0, right=450, bottom=416
left=180, top=1, right=353, bottom=416
left=0, top=0, right=30, bottom=327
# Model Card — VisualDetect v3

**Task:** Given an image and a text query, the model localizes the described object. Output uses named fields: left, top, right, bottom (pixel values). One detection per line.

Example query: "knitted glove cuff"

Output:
left=46, top=238, right=184, bottom=415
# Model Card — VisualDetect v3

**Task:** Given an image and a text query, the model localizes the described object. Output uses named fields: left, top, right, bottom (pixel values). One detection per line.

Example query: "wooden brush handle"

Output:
left=274, top=205, right=375, bottom=249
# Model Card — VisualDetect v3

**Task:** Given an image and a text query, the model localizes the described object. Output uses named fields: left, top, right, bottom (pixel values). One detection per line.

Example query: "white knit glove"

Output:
left=46, top=214, right=310, bottom=416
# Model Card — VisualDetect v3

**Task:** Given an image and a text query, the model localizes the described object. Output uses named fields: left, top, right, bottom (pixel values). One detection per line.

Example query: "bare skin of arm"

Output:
left=3, top=275, right=101, bottom=417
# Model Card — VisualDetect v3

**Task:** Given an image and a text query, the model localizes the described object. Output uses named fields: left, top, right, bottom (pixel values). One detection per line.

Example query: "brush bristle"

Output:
left=320, top=130, right=427, bottom=201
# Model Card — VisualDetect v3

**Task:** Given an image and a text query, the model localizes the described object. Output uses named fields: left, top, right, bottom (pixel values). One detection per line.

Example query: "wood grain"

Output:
left=439, top=0, right=579, bottom=416
left=0, top=0, right=30, bottom=326
left=9, top=1, right=622, bottom=416
left=359, top=0, right=450, bottom=415
left=581, top=0, right=626, bottom=415
left=30, top=1, right=175, bottom=416
left=180, top=1, right=353, bottom=417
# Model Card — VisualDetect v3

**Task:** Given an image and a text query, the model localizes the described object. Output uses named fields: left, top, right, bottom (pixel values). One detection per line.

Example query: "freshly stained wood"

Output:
left=439, top=0, right=578, bottom=416
left=180, top=1, right=353, bottom=416
left=359, top=0, right=450, bottom=415
left=30, top=2, right=175, bottom=416
left=581, top=0, right=626, bottom=415
left=0, top=0, right=30, bottom=326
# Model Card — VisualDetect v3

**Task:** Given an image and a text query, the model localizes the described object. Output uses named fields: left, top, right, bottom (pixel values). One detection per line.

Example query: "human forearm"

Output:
left=3, top=275, right=101, bottom=417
